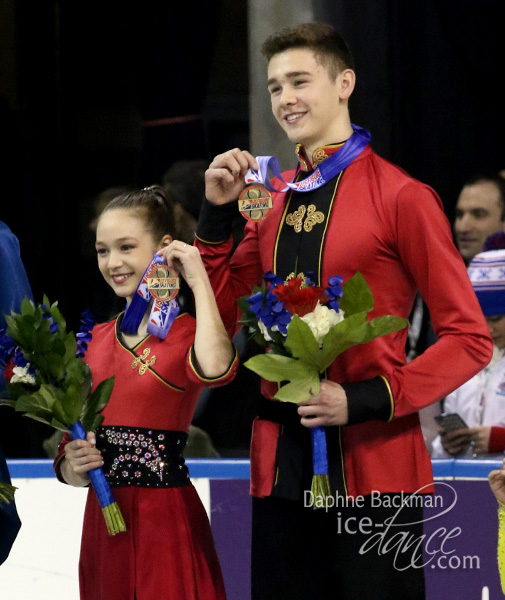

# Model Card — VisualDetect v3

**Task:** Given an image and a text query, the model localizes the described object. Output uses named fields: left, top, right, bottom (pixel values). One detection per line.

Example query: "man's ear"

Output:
left=337, top=69, right=356, bottom=100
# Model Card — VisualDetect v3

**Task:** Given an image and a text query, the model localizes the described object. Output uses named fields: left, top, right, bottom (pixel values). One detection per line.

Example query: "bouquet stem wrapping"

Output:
left=310, top=426, right=331, bottom=507
left=69, top=421, right=126, bottom=536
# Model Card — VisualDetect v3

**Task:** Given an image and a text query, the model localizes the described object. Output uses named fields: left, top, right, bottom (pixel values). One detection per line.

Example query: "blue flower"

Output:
left=304, top=271, right=316, bottom=287
left=325, top=275, right=344, bottom=312
left=13, top=347, right=28, bottom=369
left=263, top=271, right=283, bottom=288
left=0, top=329, right=16, bottom=360
left=41, top=309, right=60, bottom=333
left=76, top=309, right=94, bottom=358
left=246, top=289, right=292, bottom=334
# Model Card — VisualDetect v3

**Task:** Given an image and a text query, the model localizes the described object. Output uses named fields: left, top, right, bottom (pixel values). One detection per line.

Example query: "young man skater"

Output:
left=195, top=22, right=492, bottom=600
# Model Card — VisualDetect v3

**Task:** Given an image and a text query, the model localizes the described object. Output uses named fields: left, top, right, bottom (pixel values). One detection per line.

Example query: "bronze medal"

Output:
left=146, top=263, right=179, bottom=301
left=238, top=185, right=273, bottom=222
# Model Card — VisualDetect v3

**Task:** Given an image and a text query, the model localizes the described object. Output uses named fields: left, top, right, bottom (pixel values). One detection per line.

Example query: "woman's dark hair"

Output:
left=101, top=185, right=177, bottom=242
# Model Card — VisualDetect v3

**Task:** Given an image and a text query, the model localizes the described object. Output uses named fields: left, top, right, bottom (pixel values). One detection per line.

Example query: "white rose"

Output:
left=10, top=365, right=36, bottom=385
left=258, top=320, right=286, bottom=342
left=301, top=302, right=345, bottom=346
left=258, top=320, right=273, bottom=342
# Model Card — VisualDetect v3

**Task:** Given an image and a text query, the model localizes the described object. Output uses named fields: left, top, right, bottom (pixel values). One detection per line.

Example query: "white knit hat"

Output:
left=468, top=249, right=505, bottom=315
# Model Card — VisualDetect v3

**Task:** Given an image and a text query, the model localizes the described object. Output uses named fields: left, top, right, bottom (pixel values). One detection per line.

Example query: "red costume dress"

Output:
left=54, top=313, right=238, bottom=600
left=195, top=143, right=493, bottom=500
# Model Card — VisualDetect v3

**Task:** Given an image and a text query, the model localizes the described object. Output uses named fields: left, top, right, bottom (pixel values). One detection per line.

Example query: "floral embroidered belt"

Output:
left=95, top=425, right=190, bottom=488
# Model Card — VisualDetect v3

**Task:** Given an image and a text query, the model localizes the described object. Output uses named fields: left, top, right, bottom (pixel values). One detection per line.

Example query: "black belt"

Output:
left=96, top=425, right=191, bottom=488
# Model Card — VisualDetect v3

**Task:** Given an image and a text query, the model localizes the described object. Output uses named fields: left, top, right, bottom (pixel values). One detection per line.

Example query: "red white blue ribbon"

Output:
left=244, top=123, right=371, bottom=192
left=121, top=254, right=180, bottom=340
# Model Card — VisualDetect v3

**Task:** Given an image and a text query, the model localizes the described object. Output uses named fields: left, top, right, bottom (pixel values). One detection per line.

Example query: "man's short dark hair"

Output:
left=261, top=21, right=355, bottom=80
left=462, top=173, right=505, bottom=221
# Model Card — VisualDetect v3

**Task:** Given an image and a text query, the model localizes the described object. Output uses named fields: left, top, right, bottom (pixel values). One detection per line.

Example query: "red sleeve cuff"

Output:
left=53, top=432, right=72, bottom=484
left=187, top=345, right=239, bottom=388
left=489, top=426, right=505, bottom=453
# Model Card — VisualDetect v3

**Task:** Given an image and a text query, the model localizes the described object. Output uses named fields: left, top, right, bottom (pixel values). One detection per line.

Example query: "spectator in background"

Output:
left=419, top=173, right=505, bottom=451
left=0, top=220, right=31, bottom=563
left=0, top=221, right=33, bottom=348
left=454, top=173, right=505, bottom=265
left=432, top=247, right=505, bottom=458
left=0, top=221, right=53, bottom=457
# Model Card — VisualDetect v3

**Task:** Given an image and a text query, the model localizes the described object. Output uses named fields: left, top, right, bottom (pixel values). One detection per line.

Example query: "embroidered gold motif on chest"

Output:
left=131, top=348, right=156, bottom=375
left=285, top=204, right=325, bottom=233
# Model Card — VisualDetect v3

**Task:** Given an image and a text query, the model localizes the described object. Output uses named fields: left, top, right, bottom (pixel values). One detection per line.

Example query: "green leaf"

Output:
left=48, top=298, right=67, bottom=332
left=244, top=354, right=320, bottom=405
left=316, top=312, right=370, bottom=370
left=16, top=387, right=55, bottom=414
left=62, top=383, right=85, bottom=425
left=367, top=315, right=408, bottom=341
left=84, top=413, right=105, bottom=433
left=0, top=481, right=17, bottom=505
left=15, top=385, right=64, bottom=427
left=315, top=312, right=408, bottom=372
left=244, top=354, right=303, bottom=382
left=273, top=376, right=320, bottom=404
left=50, top=417, right=70, bottom=433
left=284, top=316, right=323, bottom=370
left=81, top=376, right=115, bottom=431
left=20, top=296, right=35, bottom=317
left=0, top=399, right=17, bottom=409
left=339, top=272, right=374, bottom=316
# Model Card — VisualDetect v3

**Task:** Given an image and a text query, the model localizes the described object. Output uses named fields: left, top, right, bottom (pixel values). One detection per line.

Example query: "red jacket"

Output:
left=196, top=145, right=492, bottom=498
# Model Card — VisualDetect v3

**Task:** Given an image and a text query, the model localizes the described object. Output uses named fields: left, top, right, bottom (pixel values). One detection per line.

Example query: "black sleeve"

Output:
left=196, top=198, right=237, bottom=244
left=341, top=376, right=394, bottom=424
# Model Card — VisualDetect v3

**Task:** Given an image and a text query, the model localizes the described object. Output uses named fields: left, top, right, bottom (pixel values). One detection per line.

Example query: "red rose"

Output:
left=272, top=278, right=327, bottom=317
left=3, top=358, right=15, bottom=384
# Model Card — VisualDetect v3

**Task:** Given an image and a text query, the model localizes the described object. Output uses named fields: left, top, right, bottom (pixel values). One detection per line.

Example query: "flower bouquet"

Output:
left=0, top=296, right=126, bottom=535
left=237, top=271, right=407, bottom=505
left=0, top=481, right=16, bottom=505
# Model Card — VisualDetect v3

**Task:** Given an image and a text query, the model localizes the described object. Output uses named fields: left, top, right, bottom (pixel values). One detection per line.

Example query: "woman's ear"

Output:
left=160, top=234, right=173, bottom=248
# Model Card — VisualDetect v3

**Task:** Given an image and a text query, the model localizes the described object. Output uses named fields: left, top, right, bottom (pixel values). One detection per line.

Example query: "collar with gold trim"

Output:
left=295, top=142, right=345, bottom=172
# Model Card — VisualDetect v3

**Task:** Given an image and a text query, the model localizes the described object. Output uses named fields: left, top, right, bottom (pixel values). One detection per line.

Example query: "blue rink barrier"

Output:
left=7, top=458, right=251, bottom=479
left=6, top=458, right=505, bottom=600
left=6, top=457, right=501, bottom=479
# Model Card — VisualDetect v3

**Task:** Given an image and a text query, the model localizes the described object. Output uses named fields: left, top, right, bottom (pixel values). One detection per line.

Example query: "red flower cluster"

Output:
left=271, top=277, right=327, bottom=317
left=3, top=358, right=14, bottom=383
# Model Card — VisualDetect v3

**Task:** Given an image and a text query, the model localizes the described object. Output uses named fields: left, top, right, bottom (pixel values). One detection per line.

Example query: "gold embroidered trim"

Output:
left=188, top=345, right=239, bottom=382
left=285, top=204, right=324, bottom=233
left=304, top=205, right=325, bottom=232
left=132, top=348, right=156, bottom=375
left=312, top=148, right=328, bottom=167
left=380, top=375, right=395, bottom=422
left=286, top=272, right=309, bottom=285
left=286, top=205, right=306, bottom=233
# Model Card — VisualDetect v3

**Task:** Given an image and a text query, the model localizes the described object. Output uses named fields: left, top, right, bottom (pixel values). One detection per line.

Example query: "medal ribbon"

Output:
left=121, top=253, right=180, bottom=340
left=244, top=123, right=371, bottom=192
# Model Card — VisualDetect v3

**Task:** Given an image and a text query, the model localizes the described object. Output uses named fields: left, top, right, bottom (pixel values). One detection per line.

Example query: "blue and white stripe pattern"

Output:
left=468, top=249, right=505, bottom=315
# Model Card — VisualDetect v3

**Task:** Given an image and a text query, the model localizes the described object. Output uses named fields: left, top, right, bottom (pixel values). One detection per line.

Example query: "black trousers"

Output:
left=251, top=494, right=426, bottom=600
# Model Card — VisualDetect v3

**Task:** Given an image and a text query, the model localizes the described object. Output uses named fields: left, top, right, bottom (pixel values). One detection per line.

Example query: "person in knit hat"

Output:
left=432, top=248, right=505, bottom=458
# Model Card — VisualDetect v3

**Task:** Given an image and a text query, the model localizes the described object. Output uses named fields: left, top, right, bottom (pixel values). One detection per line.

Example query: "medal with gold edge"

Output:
left=146, top=263, right=179, bottom=301
left=238, top=184, right=273, bottom=222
